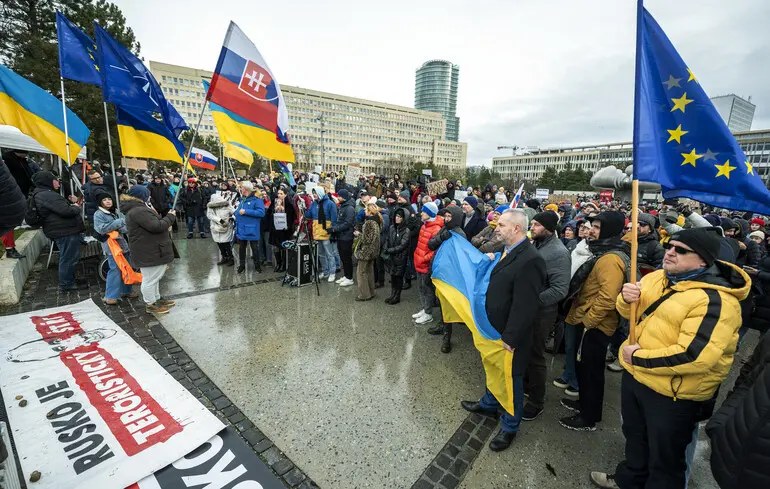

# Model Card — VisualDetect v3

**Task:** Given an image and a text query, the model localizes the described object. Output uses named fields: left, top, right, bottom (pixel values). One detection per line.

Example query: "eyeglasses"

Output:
left=662, top=242, right=695, bottom=255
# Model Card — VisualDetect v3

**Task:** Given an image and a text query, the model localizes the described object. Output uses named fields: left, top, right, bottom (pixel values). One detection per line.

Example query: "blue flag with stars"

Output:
left=56, top=11, right=101, bottom=86
left=633, top=8, right=770, bottom=215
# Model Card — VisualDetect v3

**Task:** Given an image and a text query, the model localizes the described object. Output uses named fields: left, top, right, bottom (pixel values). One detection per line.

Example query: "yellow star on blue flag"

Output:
left=633, top=7, right=770, bottom=214
left=56, top=11, right=101, bottom=86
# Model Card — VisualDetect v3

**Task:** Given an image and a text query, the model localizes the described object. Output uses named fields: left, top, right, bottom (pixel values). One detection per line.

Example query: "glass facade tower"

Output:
left=414, top=60, right=460, bottom=141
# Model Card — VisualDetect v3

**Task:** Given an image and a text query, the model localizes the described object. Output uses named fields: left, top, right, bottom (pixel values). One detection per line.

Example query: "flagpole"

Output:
left=100, top=102, right=122, bottom=211
left=58, top=77, right=73, bottom=206
left=228, top=157, right=237, bottom=180
left=172, top=102, right=208, bottom=210
left=629, top=0, right=644, bottom=345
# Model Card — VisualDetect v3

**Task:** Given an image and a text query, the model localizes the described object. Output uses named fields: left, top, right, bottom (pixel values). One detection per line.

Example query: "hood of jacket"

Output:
left=339, top=197, right=355, bottom=211
left=671, top=260, right=750, bottom=301
left=393, top=207, right=408, bottom=230
left=120, top=194, right=148, bottom=213
left=31, top=171, right=56, bottom=190
left=443, top=206, right=465, bottom=230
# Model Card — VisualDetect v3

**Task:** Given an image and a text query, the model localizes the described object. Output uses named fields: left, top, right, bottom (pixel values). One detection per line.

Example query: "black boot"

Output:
left=254, top=261, right=262, bottom=273
left=217, top=255, right=228, bottom=265
left=402, top=277, right=411, bottom=290
left=237, top=265, right=245, bottom=273
left=389, top=286, right=401, bottom=305
left=441, top=323, right=453, bottom=353
left=384, top=284, right=397, bottom=304
left=427, top=320, right=444, bottom=335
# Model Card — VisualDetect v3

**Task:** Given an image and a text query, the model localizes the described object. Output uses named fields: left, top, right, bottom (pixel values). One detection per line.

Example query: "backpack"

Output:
left=24, top=194, right=43, bottom=228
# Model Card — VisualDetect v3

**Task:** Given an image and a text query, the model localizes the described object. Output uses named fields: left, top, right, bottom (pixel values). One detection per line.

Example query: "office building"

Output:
left=492, top=129, right=770, bottom=185
left=415, top=60, right=460, bottom=141
left=711, top=94, right=755, bottom=132
left=149, top=61, right=467, bottom=173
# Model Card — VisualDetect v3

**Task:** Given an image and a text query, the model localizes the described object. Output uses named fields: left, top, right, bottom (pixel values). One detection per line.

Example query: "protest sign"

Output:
left=426, top=179, right=448, bottom=196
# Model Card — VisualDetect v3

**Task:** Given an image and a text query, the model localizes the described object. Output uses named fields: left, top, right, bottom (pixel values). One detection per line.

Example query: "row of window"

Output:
left=284, top=96, right=442, bottom=125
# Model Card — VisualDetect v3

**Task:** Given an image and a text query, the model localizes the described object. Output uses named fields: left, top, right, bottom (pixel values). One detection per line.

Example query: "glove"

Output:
left=439, top=227, right=451, bottom=241
left=676, top=203, right=692, bottom=217
left=665, top=210, right=679, bottom=224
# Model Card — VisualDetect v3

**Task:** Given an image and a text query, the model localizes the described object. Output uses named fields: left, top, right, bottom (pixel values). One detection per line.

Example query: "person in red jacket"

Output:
left=413, top=202, right=444, bottom=326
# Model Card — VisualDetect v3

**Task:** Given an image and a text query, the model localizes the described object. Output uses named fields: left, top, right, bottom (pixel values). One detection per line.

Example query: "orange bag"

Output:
left=107, top=231, right=143, bottom=284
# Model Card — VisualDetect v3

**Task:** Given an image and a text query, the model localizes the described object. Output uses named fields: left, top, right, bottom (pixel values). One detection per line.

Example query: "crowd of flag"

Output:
left=0, top=6, right=769, bottom=213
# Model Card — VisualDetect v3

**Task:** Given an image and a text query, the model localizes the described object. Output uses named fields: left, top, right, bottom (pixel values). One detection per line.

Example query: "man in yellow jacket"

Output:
left=590, top=227, right=750, bottom=489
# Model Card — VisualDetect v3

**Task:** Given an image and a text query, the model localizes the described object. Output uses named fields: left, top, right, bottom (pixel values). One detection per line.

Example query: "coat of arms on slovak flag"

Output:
left=195, top=152, right=204, bottom=162
left=239, top=60, right=277, bottom=102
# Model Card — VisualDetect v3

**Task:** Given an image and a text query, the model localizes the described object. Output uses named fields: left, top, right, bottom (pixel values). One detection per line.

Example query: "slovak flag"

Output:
left=189, top=147, right=217, bottom=170
left=510, top=183, right=525, bottom=209
left=206, top=22, right=294, bottom=162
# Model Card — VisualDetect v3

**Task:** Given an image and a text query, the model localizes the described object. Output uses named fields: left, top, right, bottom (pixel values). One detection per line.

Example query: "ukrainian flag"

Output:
left=223, top=141, right=254, bottom=166
left=116, top=105, right=185, bottom=163
left=0, top=64, right=89, bottom=162
left=432, top=234, right=515, bottom=415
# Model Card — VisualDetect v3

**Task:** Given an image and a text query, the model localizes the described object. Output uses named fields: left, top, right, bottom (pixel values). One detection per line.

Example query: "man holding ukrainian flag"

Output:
left=433, top=209, right=545, bottom=452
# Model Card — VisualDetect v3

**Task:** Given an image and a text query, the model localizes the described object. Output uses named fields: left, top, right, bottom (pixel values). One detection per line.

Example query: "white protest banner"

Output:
left=453, top=190, right=468, bottom=201
left=313, top=165, right=322, bottom=174
left=346, top=164, right=361, bottom=181
left=535, top=188, right=550, bottom=200
left=0, top=300, right=224, bottom=489
left=422, top=169, right=432, bottom=176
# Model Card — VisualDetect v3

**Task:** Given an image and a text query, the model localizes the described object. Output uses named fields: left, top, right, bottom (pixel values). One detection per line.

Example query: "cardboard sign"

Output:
left=0, top=300, right=224, bottom=489
left=426, top=179, right=448, bottom=196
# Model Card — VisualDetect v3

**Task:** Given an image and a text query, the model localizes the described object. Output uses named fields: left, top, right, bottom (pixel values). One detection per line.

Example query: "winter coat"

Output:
left=234, top=194, right=265, bottom=240
left=206, top=195, right=235, bottom=244
left=93, top=207, right=129, bottom=255
left=121, top=195, right=176, bottom=268
left=747, top=256, right=770, bottom=333
left=365, top=181, right=383, bottom=198
left=384, top=209, right=410, bottom=276
left=414, top=215, right=445, bottom=274
left=180, top=187, right=205, bottom=218
left=429, top=207, right=466, bottom=251
left=485, top=238, right=547, bottom=375
left=565, top=248, right=628, bottom=336
left=617, top=262, right=750, bottom=401
left=148, top=181, right=172, bottom=212
left=471, top=224, right=505, bottom=253
left=706, top=331, right=770, bottom=489
left=0, top=158, right=25, bottom=236
left=266, top=195, right=296, bottom=247
left=304, top=192, right=337, bottom=241
left=3, top=151, right=37, bottom=197
left=82, top=181, right=115, bottom=222
left=462, top=211, right=487, bottom=241
left=331, top=198, right=356, bottom=242
left=534, top=233, right=571, bottom=307
left=378, top=208, right=391, bottom=247
left=354, top=217, right=380, bottom=261
left=31, top=172, right=85, bottom=239
left=637, top=232, right=665, bottom=270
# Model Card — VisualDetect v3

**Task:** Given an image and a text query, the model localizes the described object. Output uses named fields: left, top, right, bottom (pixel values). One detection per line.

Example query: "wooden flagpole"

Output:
left=629, top=180, right=640, bottom=343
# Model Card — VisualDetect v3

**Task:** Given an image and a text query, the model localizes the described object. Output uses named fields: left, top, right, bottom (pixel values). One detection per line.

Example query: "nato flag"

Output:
left=56, top=11, right=101, bottom=86
left=633, top=7, right=770, bottom=215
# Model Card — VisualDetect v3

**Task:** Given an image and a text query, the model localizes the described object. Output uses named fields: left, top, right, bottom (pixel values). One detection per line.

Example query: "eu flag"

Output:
left=634, top=8, right=770, bottom=215
left=93, top=23, right=188, bottom=137
left=56, top=11, right=101, bottom=85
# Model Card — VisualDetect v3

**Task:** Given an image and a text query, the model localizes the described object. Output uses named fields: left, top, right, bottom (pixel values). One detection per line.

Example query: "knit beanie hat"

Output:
left=463, top=196, right=478, bottom=209
left=494, top=204, right=510, bottom=214
left=751, top=217, right=766, bottom=227
left=422, top=201, right=438, bottom=220
left=750, top=230, right=766, bottom=240
left=532, top=211, right=558, bottom=232
left=128, top=185, right=150, bottom=202
left=338, top=188, right=350, bottom=201
left=638, top=213, right=657, bottom=229
left=545, top=203, right=558, bottom=212
left=399, top=189, right=410, bottom=202
left=589, top=211, right=625, bottom=239
left=526, top=198, right=540, bottom=209
left=670, top=227, right=723, bottom=267
left=376, top=199, right=387, bottom=209
left=703, top=214, right=721, bottom=227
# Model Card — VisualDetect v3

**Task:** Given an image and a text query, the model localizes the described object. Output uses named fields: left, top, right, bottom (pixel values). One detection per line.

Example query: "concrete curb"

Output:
left=0, top=230, right=47, bottom=305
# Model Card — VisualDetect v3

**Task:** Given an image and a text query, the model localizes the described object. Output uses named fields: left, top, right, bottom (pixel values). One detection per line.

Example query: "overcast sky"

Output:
left=114, top=0, right=770, bottom=167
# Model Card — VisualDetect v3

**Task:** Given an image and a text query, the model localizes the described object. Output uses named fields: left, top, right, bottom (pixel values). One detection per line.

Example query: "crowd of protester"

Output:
left=1, top=151, right=769, bottom=489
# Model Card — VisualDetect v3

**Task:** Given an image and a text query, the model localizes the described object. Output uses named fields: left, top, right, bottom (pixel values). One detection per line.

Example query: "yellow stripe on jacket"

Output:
left=617, top=263, right=750, bottom=401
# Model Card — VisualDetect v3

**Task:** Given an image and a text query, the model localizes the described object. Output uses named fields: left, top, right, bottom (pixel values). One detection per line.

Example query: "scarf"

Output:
left=489, top=220, right=498, bottom=229
left=666, top=267, right=708, bottom=285
left=588, top=235, right=628, bottom=256
left=318, top=197, right=327, bottom=229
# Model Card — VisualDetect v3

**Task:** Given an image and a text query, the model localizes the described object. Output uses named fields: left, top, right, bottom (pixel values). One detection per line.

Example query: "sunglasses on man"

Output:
left=662, top=242, right=695, bottom=255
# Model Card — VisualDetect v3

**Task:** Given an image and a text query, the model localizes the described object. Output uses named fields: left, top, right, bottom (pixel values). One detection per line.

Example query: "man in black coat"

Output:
left=331, top=189, right=356, bottom=285
left=460, top=209, right=546, bottom=452
left=3, top=150, right=39, bottom=197
left=31, top=172, right=86, bottom=292
left=180, top=178, right=206, bottom=239
left=461, top=196, right=486, bottom=241
left=0, top=158, right=27, bottom=258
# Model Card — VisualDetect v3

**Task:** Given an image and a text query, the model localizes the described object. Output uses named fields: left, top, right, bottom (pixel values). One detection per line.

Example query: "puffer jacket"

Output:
left=331, top=198, right=355, bottom=242
left=384, top=208, right=410, bottom=276
left=31, top=172, right=85, bottom=239
left=471, top=223, right=505, bottom=253
left=414, top=215, right=445, bottom=274
left=706, top=331, right=770, bottom=489
left=565, top=247, right=627, bottom=336
left=0, top=158, right=25, bottom=236
left=234, top=193, right=265, bottom=240
left=121, top=195, right=176, bottom=268
left=354, top=216, right=380, bottom=261
left=304, top=188, right=337, bottom=241
left=617, top=261, right=750, bottom=401
left=206, top=194, right=235, bottom=244
left=748, top=256, right=770, bottom=333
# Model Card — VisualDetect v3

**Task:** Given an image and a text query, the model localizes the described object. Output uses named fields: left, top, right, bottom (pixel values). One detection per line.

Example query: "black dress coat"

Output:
left=462, top=211, right=487, bottom=241
left=485, top=238, right=546, bottom=375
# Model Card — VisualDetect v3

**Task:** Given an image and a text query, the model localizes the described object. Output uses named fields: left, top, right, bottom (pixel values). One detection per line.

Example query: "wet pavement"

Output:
left=154, top=237, right=727, bottom=489
left=4, top=233, right=742, bottom=488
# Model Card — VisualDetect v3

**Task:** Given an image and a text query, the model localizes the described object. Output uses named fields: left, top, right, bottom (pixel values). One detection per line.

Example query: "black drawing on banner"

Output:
left=5, top=329, right=117, bottom=363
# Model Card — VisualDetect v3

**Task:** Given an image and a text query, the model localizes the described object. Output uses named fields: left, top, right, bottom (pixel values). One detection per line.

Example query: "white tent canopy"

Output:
left=0, top=125, right=86, bottom=159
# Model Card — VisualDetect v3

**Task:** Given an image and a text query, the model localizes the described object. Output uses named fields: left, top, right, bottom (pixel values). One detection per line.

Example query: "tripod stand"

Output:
left=281, top=213, right=320, bottom=296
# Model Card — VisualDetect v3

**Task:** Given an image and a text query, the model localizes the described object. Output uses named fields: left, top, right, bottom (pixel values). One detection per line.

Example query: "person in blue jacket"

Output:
left=304, top=186, right=338, bottom=281
left=234, top=181, right=265, bottom=274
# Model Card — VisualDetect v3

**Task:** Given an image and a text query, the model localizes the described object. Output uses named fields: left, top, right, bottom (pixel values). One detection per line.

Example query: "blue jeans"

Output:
left=478, top=375, right=525, bottom=433
left=333, top=242, right=340, bottom=270
left=187, top=215, right=205, bottom=234
left=316, top=239, right=335, bottom=276
left=261, top=232, right=272, bottom=262
left=54, top=234, right=81, bottom=288
left=560, top=323, right=581, bottom=391
left=104, top=252, right=133, bottom=300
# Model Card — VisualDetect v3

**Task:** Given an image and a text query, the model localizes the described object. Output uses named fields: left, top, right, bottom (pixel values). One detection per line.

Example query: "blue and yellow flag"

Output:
left=116, top=105, right=185, bottom=162
left=0, top=64, right=89, bottom=162
left=634, top=7, right=770, bottom=215
left=94, top=23, right=187, bottom=138
left=431, top=234, right=515, bottom=415
left=223, top=141, right=254, bottom=166
left=56, top=11, right=101, bottom=86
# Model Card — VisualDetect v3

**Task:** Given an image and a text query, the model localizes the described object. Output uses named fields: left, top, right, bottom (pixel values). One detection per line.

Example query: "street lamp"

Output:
left=315, top=114, right=326, bottom=169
